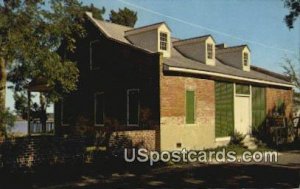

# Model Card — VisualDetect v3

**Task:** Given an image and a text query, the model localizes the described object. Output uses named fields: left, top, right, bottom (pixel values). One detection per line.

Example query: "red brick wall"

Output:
left=266, top=87, right=293, bottom=118
left=109, top=130, right=156, bottom=151
left=160, top=74, right=215, bottom=122
left=159, top=70, right=216, bottom=150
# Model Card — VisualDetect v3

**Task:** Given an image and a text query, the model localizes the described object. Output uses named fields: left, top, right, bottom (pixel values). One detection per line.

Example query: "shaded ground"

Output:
left=0, top=151, right=299, bottom=189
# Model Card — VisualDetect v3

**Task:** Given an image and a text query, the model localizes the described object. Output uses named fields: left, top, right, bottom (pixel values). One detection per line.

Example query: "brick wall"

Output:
left=109, top=130, right=156, bottom=151
left=160, top=71, right=216, bottom=150
left=266, top=87, right=293, bottom=118
left=0, top=136, right=85, bottom=170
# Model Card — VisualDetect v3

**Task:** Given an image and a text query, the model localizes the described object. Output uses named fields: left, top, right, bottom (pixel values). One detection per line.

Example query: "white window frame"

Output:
left=127, top=89, right=140, bottom=126
left=94, top=92, right=105, bottom=126
left=89, top=40, right=100, bottom=70
left=159, top=32, right=168, bottom=51
left=243, top=52, right=249, bottom=66
left=61, top=99, right=69, bottom=126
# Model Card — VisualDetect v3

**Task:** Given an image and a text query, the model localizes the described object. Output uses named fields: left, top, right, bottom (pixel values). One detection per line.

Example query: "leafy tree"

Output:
left=0, top=0, right=90, bottom=133
left=81, top=3, right=105, bottom=20
left=0, top=109, right=16, bottom=138
left=109, top=7, right=137, bottom=27
left=284, top=0, right=300, bottom=29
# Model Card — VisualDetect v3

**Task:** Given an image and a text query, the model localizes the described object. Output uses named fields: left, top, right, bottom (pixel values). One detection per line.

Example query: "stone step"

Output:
left=241, top=136, right=259, bottom=150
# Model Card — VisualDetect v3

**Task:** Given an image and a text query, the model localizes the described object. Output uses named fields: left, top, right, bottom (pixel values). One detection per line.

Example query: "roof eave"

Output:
left=164, top=64, right=293, bottom=88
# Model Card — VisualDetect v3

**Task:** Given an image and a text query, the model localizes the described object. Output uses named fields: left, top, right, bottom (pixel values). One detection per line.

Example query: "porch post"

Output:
left=27, top=90, right=31, bottom=136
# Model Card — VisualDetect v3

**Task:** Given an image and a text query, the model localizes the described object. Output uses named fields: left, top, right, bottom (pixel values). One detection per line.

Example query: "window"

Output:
left=61, top=98, right=72, bottom=126
left=243, top=52, right=248, bottom=66
left=94, top=92, right=104, bottom=126
left=90, top=40, right=101, bottom=70
left=235, top=84, right=250, bottom=95
left=207, top=43, right=213, bottom=59
left=160, top=32, right=168, bottom=51
left=186, top=90, right=195, bottom=124
left=127, top=89, right=140, bottom=126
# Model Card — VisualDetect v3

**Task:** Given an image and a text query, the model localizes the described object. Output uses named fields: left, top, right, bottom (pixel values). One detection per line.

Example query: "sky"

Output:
left=5, top=0, right=300, bottom=111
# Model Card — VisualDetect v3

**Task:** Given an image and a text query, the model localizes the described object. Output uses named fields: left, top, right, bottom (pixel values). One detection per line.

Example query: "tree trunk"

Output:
left=0, top=57, right=6, bottom=112
left=0, top=58, right=7, bottom=136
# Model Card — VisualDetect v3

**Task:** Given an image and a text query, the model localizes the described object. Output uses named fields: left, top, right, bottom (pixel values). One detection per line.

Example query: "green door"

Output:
left=252, top=86, right=266, bottom=132
left=215, top=81, right=234, bottom=137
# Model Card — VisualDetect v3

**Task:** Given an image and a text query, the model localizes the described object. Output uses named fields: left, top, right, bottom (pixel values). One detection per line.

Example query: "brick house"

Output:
left=55, top=12, right=293, bottom=151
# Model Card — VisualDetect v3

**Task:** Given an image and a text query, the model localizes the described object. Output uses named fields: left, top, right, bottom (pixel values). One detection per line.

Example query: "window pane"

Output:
left=207, top=44, right=213, bottom=59
left=243, top=52, right=248, bottom=66
left=236, top=84, right=250, bottom=94
left=128, top=90, right=139, bottom=125
left=160, top=32, right=167, bottom=50
left=95, top=93, right=104, bottom=125
left=186, top=90, right=195, bottom=124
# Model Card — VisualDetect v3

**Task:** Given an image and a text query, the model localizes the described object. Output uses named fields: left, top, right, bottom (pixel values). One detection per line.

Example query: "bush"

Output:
left=230, top=132, right=245, bottom=145
left=0, top=109, right=16, bottom=137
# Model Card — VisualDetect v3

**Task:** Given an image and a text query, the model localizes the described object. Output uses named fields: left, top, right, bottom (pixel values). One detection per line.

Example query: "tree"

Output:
left=109, top=7, right=137, bottom=27
left=283, top=55, right=300, bottom=88
left=81, top=3, right=105, bottom=20
left=284, top=0, right=300, bottom=29
left=0, top=0, right=90, bottom=134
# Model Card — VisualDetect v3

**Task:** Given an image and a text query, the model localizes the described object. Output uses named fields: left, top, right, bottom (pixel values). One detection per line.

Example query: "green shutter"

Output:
left=215, top=82, right=234, bottom=137
left=186, top=90, right=195, bottom=124
left=252, top=86, right=266, bottom=131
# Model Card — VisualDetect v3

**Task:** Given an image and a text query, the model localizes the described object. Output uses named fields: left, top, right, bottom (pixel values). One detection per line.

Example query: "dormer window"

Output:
left=243, top=52, right=248, bottom=66
left=160, top=32, right=168, bottom=51
left=207, top=43, right=213, bottom=59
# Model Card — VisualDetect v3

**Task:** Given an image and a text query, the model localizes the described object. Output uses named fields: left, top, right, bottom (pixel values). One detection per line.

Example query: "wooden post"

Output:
left=27, top=90, right=31, bottom=136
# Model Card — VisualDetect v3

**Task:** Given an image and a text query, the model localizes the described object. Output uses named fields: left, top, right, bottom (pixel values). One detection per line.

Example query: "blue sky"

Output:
left=5, top=0, right=300, bottom=111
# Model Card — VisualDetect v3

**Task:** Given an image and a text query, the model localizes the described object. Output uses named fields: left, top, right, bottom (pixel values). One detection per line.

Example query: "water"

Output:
left=8, top=121, right=28, bottom=135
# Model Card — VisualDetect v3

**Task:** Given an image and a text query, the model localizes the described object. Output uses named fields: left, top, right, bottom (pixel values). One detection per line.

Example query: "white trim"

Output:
left=89, top=40, right=100, bottom=70
left=61, top=99, right=69, bottom=126
left=127, top=89, right=140, bottom=126
left=215, top=136, right=231, bottom=142
left=167, top=66, right=293, bottom=88
left=94, top=92, right=105, bottom=127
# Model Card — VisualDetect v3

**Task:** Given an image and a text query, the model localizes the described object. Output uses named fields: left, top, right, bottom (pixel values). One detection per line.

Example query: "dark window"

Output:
left=61, top=98, right=72, bottom=125
left=207, top=43, right=213, bottom=59
left=243, top=52, right=248, bottom=66
left=127, top=89, right=139, bottom=126
left=186, top=90, right=195, bottom=124
left=160, top=32, right=168, bottom=50
left=95, top=93, right=104, bottom=126
left=90, top=40, right=101, bottom=70
left=235, top=84, right=250, bottom=95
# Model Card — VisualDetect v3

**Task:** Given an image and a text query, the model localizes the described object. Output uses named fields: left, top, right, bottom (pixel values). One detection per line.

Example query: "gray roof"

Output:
left=86, top=13, right=292, bottom=87
left=164, top=45, right=291, bottom=85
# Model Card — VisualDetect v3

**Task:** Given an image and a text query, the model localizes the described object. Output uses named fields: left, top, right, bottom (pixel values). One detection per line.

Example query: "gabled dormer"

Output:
left=173, top=35, right=216, bottom=66
left=216, top=45, right=251, bottom=72
left=125, top=22, right=171, bottom=58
